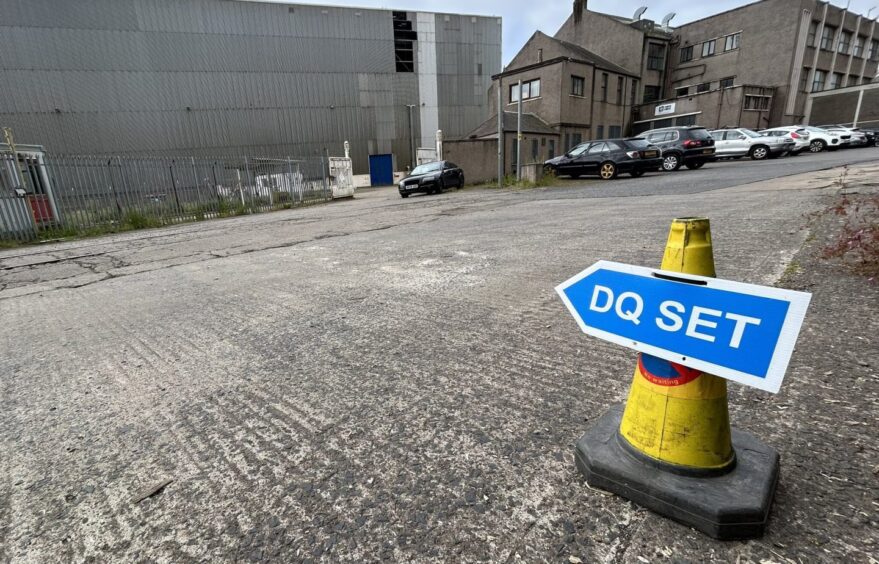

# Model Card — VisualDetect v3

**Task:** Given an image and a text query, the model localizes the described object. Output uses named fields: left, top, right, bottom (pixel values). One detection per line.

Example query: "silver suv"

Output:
left=709, top=128, right=795, bottom=160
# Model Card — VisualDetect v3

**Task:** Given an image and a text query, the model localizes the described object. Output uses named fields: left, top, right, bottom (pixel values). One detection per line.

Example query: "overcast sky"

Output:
left=252, top=0, right=879, bottom=66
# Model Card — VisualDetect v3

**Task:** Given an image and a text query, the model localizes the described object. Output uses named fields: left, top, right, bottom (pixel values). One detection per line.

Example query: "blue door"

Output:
left=368, top=154, right=394, bottom=186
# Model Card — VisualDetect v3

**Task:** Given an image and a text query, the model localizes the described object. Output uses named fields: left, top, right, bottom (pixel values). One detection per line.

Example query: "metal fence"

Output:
left=1, top=152, right=332, bottom=243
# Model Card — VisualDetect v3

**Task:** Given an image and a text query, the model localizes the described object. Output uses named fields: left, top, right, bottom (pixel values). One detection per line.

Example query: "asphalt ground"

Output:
left=1, top=149, right=878, bottom=562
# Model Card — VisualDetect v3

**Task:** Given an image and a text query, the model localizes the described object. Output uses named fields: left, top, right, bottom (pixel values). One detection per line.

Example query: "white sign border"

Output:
left=555, top=260, right=812, bottom=394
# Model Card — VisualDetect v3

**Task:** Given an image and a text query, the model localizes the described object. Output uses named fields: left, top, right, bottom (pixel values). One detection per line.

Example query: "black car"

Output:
left=641, top=126, right=716, bottom=171
left=860, top=128, right=879, bottom=147
left=398, top=161, right=464, bottom=198
left=543, top=138, right=663, bottom=180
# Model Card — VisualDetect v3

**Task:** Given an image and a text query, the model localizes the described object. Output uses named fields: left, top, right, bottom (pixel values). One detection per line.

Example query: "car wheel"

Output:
left=458, top=175, right=464, bottom=189
left=750, top=145, right=769, bottom=160
left=810, top=139, right=826, bottom=153
left=599, top=162, right=618, bottom=180
left=630, top=170, right=645, bottom=178
left=662, top=153, right=681, bottom=172
left=685, top=161, right=705, bottom=170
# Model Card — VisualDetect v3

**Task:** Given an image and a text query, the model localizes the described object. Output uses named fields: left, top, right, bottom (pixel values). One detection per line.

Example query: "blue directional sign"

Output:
left=556, top=261, right=811, bottom=393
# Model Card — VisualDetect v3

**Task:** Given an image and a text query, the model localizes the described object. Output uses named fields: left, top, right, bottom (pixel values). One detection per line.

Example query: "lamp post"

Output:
left=405, top=104, right=417, bottom=170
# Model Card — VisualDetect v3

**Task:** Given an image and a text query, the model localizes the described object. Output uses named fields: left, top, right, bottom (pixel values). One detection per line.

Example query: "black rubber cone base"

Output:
left=575, top=404, right=779, bottom=540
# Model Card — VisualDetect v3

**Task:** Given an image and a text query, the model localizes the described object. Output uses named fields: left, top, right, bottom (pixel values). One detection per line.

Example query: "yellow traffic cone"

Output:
left=574, top=217, right=780, bottom=540
left=619, top=218, right=735, bottom=472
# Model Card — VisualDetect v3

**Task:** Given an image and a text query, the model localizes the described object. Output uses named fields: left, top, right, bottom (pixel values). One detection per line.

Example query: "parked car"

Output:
left=862, top=128, right=879, bottom=146
left=800, top=126, right=843, bottom=152
left=709, top=128, right=795, bottom=160
left=641, top=126, right=716, bottom=171
left=820, top=125, right=869, bottom=147
left=398, top=161, right=464, bottom=198
left=543, top=138, right=663, bottom=180
left=759, top=127, right=811, bottom=155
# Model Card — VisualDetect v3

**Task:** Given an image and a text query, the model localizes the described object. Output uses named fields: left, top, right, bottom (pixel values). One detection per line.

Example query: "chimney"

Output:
left=573, top=0, right=586, bottom=23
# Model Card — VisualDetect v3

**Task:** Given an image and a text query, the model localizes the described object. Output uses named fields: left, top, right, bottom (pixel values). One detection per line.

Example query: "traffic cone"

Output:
left=574, top=218, right=780, bottom=540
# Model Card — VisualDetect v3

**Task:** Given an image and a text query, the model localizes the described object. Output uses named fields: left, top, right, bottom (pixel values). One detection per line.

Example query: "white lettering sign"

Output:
left=655, top=103, right=676, bottom=116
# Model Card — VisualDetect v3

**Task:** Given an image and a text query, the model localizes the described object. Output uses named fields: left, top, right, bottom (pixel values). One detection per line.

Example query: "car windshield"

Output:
left=739, top=129, right=762, bottom=138
left=688, top=128, right=712, bottom=140
left=411, top=162, right=442, bottom=175
left=567, top=144, right=589, bottom=157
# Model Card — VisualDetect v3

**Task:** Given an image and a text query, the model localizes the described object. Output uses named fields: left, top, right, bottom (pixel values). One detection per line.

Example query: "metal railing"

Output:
left=1, top=152, right=332, bottom=243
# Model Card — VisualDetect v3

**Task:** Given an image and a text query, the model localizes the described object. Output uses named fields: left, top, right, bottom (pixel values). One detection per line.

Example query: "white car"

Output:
left=821, top=125, right=869, bottom=147
left=772, top=126, right=841, bottom=153
left=760, top=127, right=810, bottom=155
left=709, top=128, right=794, bottom=160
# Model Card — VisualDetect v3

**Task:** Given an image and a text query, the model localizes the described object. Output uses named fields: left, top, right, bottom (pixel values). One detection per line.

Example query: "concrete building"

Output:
left=635, top=0, right=879, bottom=131
left=0, top=0, right=501, bottom=172
left=484, top=32, right=639, bottom=154
left=806, top=81, right=879, bottom=128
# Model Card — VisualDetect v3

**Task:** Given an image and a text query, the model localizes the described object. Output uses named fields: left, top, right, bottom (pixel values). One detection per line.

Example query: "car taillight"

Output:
left=626, top=150, right=641, bottom=159
left=790, top=132, right=800, bottom=139
left=683, top=139, right=699, bottom=148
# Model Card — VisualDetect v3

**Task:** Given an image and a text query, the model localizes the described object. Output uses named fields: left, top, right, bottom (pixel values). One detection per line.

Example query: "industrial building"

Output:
left=0, top=0, right=501, bottom=173
left=487, top=0, right=878, bottom=153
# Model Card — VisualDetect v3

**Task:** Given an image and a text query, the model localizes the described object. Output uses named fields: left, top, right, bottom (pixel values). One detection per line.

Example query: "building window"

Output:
left=600, top=73, right=608, bottom=102
left=596, top=125, right=604, bottom=140
left=675, top=86, right=689, bottom=97
left=696, top=82, right=711, bottom=93
left=870, top=40, right=879, bottom=60
left=631, top=79, right=638, bottom=105
left=830, top=72, right=843, bottom=89
left=744, top=96, right=770, bottom=110
left=800, top=68, right=810, bottom=91
left=609, top=125, right=622, bottom=138
left=643, top=85, right=661, bottom=103
left=548, top=139, right=555, bottom=159
left=811, top=69, right=826, bottom=92
left=647, top=43, right=665, bottom=70
left=510, top=79, right=540, bottom=102
left=838, top=31, right=851, bottom=54
left=571, top=75, right=585, bottom=97
left=616, top=76, right=624, bottom=105
left=532, top=139, right=539, bottom=160
left=807, top=21, right=818, bottom=47
left=724, top=33, right=741, bottom=51
left=680, top=45, right=694, bottom=63
left=853, top=36, right=865, bottom=57
left=820, top=26, right=835, bottom=50
left=675, top=115, right=697, bottom=126
left=848, top=75, right=860, bottom=87
left=701, top=39, right=716, bottom=57
left=720, top=77, right=734, bottom=89
left=570, top=133, right=582, bottom=150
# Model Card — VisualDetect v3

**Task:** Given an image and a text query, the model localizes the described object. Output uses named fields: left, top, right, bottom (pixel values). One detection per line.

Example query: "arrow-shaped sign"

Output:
left=556, top=261, right=811, bottom=393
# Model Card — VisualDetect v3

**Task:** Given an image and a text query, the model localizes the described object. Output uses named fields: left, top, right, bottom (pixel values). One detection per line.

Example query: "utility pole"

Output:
left=405, top=104, right=417, bottom=169
left=497, top=80, right=503, bottom=188
left=516, top=79, right=523, bottom=181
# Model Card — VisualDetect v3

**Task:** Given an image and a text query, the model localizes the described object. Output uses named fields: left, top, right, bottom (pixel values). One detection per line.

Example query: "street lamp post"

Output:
left=405, top=104, right=417, bottom=170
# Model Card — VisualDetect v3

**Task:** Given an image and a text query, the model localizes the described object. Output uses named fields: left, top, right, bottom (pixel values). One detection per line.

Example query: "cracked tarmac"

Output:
left=1, top=154, right=878, bottom=563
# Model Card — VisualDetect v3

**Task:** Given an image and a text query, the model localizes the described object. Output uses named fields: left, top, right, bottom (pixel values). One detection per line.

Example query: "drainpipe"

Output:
left=497, top=78, right=504, bottom=187
left=516, top=79, right=522, bottom=180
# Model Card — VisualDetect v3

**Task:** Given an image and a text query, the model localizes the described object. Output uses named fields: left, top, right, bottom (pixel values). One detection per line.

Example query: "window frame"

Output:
left=675, top=86, right=689, bottom=97
left=820, top=26, right=835, bottom=51
left=853, top=36, right=865, bottom=58
left=509, top=79, right=541, bottom=103
left=600, top=73, right=609, bottom=102
left=696, top=82, right=711, bottom=93
left=680, top=45, right=694, bottom=63
left=724, top=33, right=741, bottom=52
left=807, top=21, right=818, bottom=47
left=720, top=77, right=734, bottom=89
left=811, top=69, right=826, bottom=92
left=702, top=39, right=716, bottom=57
left=616, top=76, right=624, bottom=105
left=571, top=75, right=585, bottom=97
left=647, top=43, right=665, bottom=70
left=838, top=31, right=851, bottom=54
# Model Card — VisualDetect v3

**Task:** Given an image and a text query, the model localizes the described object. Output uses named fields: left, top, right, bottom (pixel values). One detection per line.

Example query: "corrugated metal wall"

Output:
left=0, top=0, right=501, bottom=173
